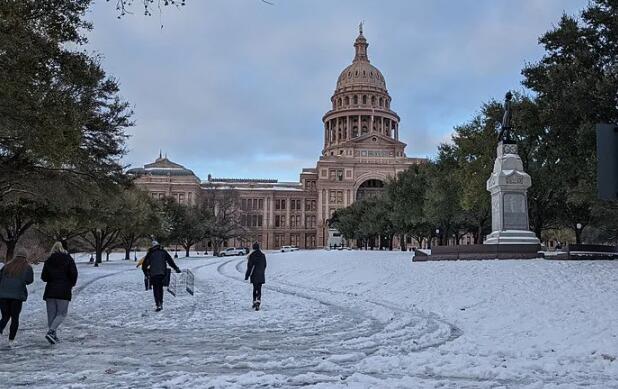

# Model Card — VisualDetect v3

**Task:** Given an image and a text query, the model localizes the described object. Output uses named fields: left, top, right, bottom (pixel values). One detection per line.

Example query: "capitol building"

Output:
left=129, top=28, right=425, bottom=250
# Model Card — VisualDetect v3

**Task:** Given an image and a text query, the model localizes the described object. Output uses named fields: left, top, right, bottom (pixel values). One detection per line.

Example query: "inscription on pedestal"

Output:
left=506, top=174, right=524, bottom=184
left=503, top=193, right=527, bottom=230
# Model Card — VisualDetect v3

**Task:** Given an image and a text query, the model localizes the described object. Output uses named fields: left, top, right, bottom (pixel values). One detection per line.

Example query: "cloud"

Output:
left=85, top=0, right=587, bottom=181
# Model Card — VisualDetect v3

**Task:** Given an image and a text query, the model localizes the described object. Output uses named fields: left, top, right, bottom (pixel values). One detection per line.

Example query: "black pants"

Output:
left=151, top=275, right=165, bottom=307
left=0, top=299, right=23, bottom=340
left=252, top=283, right=262, bottom=302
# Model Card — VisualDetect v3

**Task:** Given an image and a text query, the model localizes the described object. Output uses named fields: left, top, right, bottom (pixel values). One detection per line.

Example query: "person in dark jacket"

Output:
left=245, top=242, right=267, bottom=310
left=142, top=241, right=181, bottom=312
left=0, top=248, right=34, bottom=346
left=41, top=241, right=78, bottom=344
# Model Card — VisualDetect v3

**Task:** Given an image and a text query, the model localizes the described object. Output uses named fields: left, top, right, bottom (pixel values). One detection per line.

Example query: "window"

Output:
left=305, top=199, right=316, bottom=211
left=353, top=95, right=358, bottom=105
left=305, top=215, right=316, bottom=228
left=290, top=215, right=301, bottom=228
left=275, top=199, right=286, bottom=210
left=379, top=97, right=383, bottom=107
left=362, top=95, right=367, bottom=104
left=305, top=234, right=316, bottom=248
left=338, top=98, right=342, bottom=107
left=345, top=96, right=349, bottom=105
left=275, top=215, right=286, bottom=228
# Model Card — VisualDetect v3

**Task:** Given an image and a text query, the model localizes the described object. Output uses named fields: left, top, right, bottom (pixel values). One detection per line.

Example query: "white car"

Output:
left=218, top=247, right=246, bottom=257
left=280, top=246, right=299, bottom=252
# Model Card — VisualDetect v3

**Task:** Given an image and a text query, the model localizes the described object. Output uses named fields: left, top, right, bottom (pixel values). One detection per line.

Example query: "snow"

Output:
left=1, top=250, right=617, bottom=388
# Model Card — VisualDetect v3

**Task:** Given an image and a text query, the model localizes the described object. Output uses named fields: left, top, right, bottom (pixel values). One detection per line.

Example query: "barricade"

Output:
left=167, top=269, right=195, bottom=296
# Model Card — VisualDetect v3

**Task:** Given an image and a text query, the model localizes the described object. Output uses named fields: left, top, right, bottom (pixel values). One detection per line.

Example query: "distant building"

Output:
left=128, top=29, right=426, bottom=249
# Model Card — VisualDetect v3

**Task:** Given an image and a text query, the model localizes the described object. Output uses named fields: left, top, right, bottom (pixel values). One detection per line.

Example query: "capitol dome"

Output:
left=322, top=26, right=400, bottom=154
left=335, top=30, right=387, bottom=93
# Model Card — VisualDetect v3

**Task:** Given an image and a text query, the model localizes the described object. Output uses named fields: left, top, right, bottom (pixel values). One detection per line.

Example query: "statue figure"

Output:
left=498, top=91, right=513, bottom=143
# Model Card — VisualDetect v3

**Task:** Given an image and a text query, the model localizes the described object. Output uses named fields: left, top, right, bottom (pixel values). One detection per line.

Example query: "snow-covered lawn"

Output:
left=1, top=251, right=617, bottom=388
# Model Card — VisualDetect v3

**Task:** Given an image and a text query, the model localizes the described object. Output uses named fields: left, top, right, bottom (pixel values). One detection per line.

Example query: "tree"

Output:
left=117, top=189, right=161, bottom=260
left=80, top=191, right=126, bottom=266
left=0, top=1, right=132, bottom=256
left=163, top=198, right=210, bottom=257
left=0, top=197, right=48, bottom=261
left=424, top=149, right=467, bottom=246
left=522, top=0, right=618, bottom=242
left=203, top=189, right=243, bottom=256
left=386, top=164, right=429, bottom=250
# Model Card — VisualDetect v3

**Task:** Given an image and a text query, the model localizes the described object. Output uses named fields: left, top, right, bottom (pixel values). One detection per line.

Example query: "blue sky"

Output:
left=85, top=0, right=586, bottom=181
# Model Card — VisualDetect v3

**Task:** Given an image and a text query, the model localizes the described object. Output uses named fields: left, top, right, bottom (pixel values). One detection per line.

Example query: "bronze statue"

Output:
left=498, top=91, right=514, bottom=143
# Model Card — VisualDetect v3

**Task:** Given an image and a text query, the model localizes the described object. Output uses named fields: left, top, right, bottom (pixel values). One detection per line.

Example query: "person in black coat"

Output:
left=142, top=241, right=181, bottom=312
left=0, top=248, right=34, bottom=345
left=245, top=242, right=267, bottom=310
left=41, top=241, right=78, bottom=344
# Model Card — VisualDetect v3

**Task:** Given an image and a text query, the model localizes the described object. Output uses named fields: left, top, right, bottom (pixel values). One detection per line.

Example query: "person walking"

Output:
left=135, top=256, right=150, bottom=291
left=41, top=241, right=78, bottom=345
left=245, top=242, right=267, bottom=311
left=0, top=248, right=34, bottom=346
left=142, top=241, right=181, bottom=312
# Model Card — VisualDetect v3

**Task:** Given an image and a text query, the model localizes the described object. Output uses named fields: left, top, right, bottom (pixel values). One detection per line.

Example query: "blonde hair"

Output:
left=50, top=241, right=67, bottom=255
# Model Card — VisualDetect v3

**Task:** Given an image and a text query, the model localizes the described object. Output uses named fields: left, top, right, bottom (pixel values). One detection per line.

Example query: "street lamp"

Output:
left=435, top=228, right=440, bottom=246
left=576, top=223, right=583, bottom=244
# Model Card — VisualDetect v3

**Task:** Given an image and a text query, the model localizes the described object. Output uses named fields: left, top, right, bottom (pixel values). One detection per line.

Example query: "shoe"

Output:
left=45, top=330, right=57, bottom=345
left=155, top=305, right=162, bottom=312
left=7, top=339, right=17, bottom=348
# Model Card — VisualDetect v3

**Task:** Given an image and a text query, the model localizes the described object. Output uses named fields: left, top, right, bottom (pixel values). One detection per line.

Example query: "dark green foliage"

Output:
left=0, top=0, right=132, bottom=259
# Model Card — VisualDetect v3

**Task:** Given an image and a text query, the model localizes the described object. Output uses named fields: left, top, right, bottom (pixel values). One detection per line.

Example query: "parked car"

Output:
left=280, top=246, right=298, bottom=252
left=219, top=247, right=246, bottom=257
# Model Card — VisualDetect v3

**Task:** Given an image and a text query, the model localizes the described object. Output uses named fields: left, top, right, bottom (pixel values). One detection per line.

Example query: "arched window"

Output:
left=345, top=96, right=350, bottom=105
left=379, top=98, right=384, bottom=107
left=386, top=100, right=390, bottom=109
left=338, top=98, right=342, bottom=107
left=362, top=95, right=367, bottom=105
left=371, top=96, right=376, bottom=106
left=353, top=95, right=358, bottom=105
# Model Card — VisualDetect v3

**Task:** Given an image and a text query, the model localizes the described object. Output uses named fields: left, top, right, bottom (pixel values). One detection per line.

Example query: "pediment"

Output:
left=341, top=133, right=407, bottom=148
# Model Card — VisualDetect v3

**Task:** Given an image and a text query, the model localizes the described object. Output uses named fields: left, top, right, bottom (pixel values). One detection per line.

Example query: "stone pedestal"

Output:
left=485, top=142, right=540, bottom=245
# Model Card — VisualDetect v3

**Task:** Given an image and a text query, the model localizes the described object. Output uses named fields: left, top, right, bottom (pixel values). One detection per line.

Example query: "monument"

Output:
left=485, top=92, right=540, bottom=245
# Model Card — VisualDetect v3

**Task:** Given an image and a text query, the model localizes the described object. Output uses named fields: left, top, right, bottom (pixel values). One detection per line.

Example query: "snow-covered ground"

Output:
left=1, top=251, right=617, bottom=388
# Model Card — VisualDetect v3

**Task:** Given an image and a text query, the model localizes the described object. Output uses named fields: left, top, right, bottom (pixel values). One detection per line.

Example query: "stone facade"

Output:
left=129, top=29, right=425, bottom=250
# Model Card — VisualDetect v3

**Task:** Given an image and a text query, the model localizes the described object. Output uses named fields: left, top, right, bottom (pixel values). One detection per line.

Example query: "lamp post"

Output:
left=174, top=244, right=178, bottom=259
left=575, top=223, right=583, bottom=245
left=134, top=246, right=137, bottom=261
left=435, top=228, right=440, bottom=247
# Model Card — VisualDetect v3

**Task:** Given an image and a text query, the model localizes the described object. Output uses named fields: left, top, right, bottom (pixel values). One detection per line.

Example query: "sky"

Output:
left=85, top=0, right=587, bottom=182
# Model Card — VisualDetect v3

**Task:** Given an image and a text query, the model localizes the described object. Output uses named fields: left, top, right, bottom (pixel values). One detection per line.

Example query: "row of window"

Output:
left=237, top=234, right=317, bottom=249
left=274, top=199, right=317, bottom=211
left=333, top=94, right=390, bottom=109
left=240, top=198, right=264, bottom=211
left=241, top=214, right=264, bottom=227
left=150, top=192, right=193, bottom=204
left=272, top=214, right=317, bottom=228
